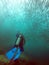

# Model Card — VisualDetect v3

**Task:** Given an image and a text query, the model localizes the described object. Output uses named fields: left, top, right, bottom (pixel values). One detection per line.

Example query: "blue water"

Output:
left=0, top=0, right=49, bottom=59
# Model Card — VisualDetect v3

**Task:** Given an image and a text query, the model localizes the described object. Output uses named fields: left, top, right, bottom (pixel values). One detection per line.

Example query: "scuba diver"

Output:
left=5, top=33, right=25, bottom=61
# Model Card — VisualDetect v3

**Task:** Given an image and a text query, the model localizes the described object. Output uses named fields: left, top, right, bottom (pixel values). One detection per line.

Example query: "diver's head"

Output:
left=15, top=33, right=25, bottom=48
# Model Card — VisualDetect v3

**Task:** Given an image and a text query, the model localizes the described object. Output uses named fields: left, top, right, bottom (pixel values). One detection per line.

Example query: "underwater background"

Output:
left=0, top=0, right=49, bottom=62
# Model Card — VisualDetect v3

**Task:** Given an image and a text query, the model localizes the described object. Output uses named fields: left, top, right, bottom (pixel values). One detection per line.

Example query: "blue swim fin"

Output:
left=5, top=47, right=17, bottom=60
